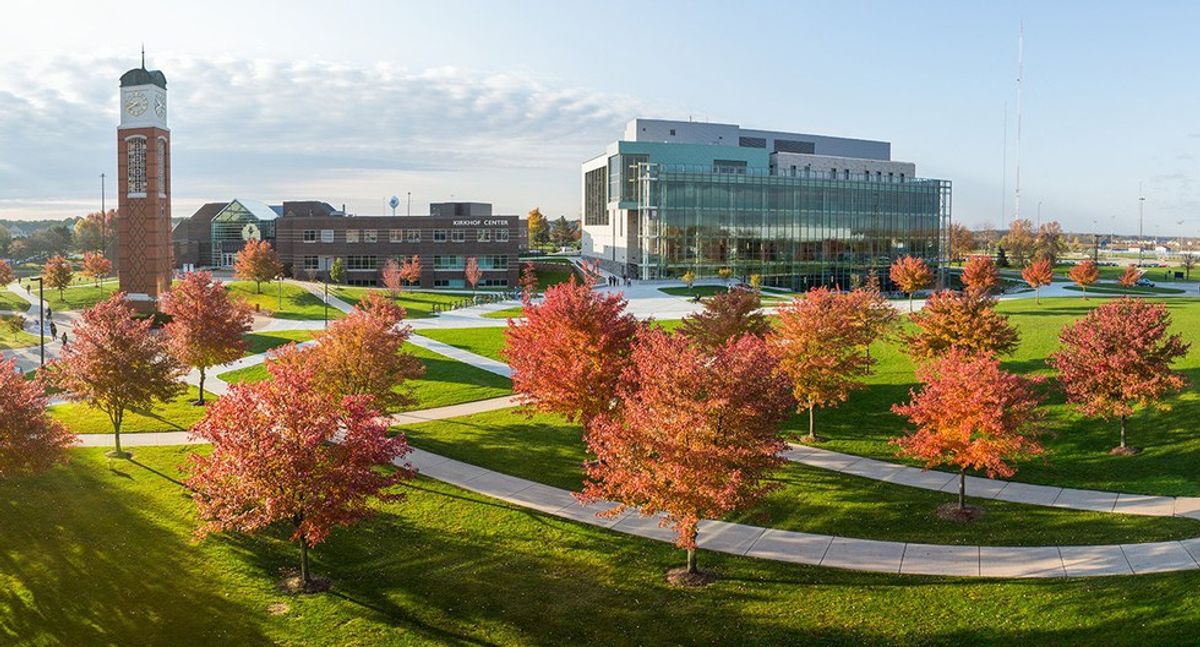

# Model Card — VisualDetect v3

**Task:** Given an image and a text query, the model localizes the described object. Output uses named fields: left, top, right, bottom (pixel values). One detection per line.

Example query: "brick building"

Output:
left=173, top=201, right=526, bottom=288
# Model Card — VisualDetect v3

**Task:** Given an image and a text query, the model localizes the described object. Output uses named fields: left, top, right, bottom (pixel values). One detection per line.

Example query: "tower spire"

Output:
left=141, top=43, right=145, bottom=69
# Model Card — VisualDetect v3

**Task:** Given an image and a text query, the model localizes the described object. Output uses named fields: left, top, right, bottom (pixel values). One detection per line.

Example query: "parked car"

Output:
left=1136, top=278, right=1155, bottom=288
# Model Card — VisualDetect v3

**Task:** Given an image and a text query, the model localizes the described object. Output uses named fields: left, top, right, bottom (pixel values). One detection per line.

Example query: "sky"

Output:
left=3, top=0, right=1200, bottom=237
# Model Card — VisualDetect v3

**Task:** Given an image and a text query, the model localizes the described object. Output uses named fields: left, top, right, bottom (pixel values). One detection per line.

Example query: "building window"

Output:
left=843, top=169, right=850, bottom=180
left=302, top=255, right=320, bottom=270
left=407, top=229, right=421, bottom=243
left=156, top=138, right=166, bottom=197
left=321, top=229, right=334, bottom=243
left=433, top=255, right=464, bottom=270
left=433, top=279, right=466, bottom=288
left=451, top=229, right=465, bottom=243
left=127, top=137, right=147, bottom=195
left=479, top=278, right=509, bottom=288
left=477, top=229, right=492, bottom=242
left=303, top=230, right=318, bottom=243
left=669, top=128, right=676, bottom=136
left=830, top=168, right=837, bottom=179
left=346, top=255, right=377, bottom=270
left=346, top=230, right=360, bottom=243
left=433, top=229, right=447, bottom=242
left=478, top=255, right=508, bottom=269
left=364, top=230, right=377, bottom=243
left=389, top=229, right=403, bottom=243
left=584, top=166, right=608, bottom=226
left=496, top=229, right=509, bottom=243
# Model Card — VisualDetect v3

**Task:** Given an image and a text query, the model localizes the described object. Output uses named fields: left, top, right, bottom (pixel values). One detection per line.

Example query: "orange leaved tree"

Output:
left=961, top=255, right=999, bottom=296
left=0, top=259, right=13, bottom=287
left=678, top=287, right=771, bottom=352
left=1049, top=298, right=1190, bottom=454
left=771, top=287, right=875, bottom=441
left=892, top=349, right=1045, bottom=515
left=1118, top=265, right=1141, bottom=288
left=233, top=239, right=283, bottom=294
left=1068, top=260, right=1099, bottom=300
left=579, top=330, right=793, bottom=580
left=81, top=251, right=112, bottom=289
left=1021, top=259, right=1054, bottom=304
left=0, top=357, right=76, bottom=478
left=42, top=255, right=73, bottom=300
left=48, top=293, right=184, bottom=457
left=889, top=255, right=932, bottom=312
left=160, top=271, right=253, bottom=404
left=381, top=259, right=405, bottom=299
left=901, top=291, right=1020, bottom=361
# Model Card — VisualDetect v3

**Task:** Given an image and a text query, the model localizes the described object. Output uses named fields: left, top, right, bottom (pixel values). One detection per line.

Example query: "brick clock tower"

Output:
left=116, top=58, right=172, bottom=312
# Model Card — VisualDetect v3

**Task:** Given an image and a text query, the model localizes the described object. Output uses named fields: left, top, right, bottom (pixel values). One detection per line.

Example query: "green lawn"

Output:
left=533, top=265, right=574, bottom=290
left=242, top=330, right=316, bottom=356
left=403, top=409, right=1199, bottom=546
left=0, top=287, right=31, bottom=313
left=49, top=386, right=208, bottom=434
left=482, top=305, right=525, bottom=320
left=40, top=284, right=115, bottom=312
left=418, top=326, right=509, bottom=362
left=1055, top=263, right=1193, bottom=284
left=227, top=281, right=339, bottom=321
left=659, top=285, right=733, bottom=298
left=0, top=323, right=38, bottom=350
left=327, top=286, right=471, bottom=319
left=2, top=446, right=1199, bottom=645
left=219, top=342, right=511, bottom=412
left=1062, top=284, right=1188, bottom=295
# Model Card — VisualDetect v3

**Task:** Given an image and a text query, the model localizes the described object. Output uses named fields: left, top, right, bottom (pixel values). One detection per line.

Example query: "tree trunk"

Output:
left=299, top=534, right=311, bottom=586
left=198, top=367, right=206, bottom=405
left=1036, top=286, right=1041, bottom=304
left=958, top=469, right=966, bottom=511
left=686, top=547, right=698, bottom=575
left=908, top=293, right=914, bottom=313
left=807, top=405, right=815, bottom=441
left=1120, top=415, right=1128, bottom=449
left=113, top=410, right=123, bottom=454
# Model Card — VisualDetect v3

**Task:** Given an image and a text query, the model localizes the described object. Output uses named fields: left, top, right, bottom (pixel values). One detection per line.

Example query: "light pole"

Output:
left=276, top=274, right=284, bottom=311
left=100, top=172, right=106, bottom=254
left=1138, top=184, right=1146, bottom=267
left=323, top=277, right=329, bottom=329
left=28, top=277, right=44, bottom=367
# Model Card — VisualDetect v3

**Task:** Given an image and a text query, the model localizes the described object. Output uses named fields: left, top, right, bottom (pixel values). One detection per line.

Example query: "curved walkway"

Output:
left=74, top=395, right=1200, bottom=579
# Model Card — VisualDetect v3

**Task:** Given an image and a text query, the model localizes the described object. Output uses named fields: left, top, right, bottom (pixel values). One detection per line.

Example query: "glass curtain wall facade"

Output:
left=210, top=201, right=277, bottom=266
left=636, top=164, right=949, bottom=290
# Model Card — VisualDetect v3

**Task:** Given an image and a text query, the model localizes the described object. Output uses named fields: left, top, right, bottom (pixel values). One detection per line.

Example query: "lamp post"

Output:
left=323, top=277, right=329, bottom=330
left=276, top=274, right=283, bottom=311
left=28, top=276, right=44, bottom=367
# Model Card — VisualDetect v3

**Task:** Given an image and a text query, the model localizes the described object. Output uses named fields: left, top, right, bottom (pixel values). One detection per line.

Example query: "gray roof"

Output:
left=120, top=67, right=167, bottom=89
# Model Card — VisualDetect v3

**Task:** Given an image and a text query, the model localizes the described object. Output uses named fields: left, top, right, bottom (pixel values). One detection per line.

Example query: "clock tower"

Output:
left=116, top=55, right=172, bottom=311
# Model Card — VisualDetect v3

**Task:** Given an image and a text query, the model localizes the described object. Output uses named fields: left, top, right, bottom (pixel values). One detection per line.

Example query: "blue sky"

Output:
left=3, top=0, right=1199, bottom=236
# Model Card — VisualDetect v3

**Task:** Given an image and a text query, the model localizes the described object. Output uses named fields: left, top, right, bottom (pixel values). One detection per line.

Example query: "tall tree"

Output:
left=81, top=251, right=112, bottom=288
left=579, top=330, right=792, bottom=580
left=1034, top=221, right=1068, bottom=266
left=949, top=223, right=976, bottom=264
left=464, top=257, right=482, bottom=294
left=503, top=276, right=640, bottom=426
left=0, top=259, right=13, bottom=287
left=160, top=271, right=253, bottom=404
left=0, top=358, right=76, bottom=478
left=1068, top=260, right=1099, bottom=300
left=519, top=261, right=538, bottom=303
left=1049, top=298, right=1190, bottom=454
left=233, top=239, right=284, bottom=294
left=42, top=255, right=73, bottom=299
left=1021, top=259, right=1054, bottom=304
left=1118, top=264, right=1141, bottom=287
left=186, top=362, right=411, bottom=591
left=329, top=257, right=346, bottom=284
left=527, top=208, right=549, bottom=246
left=889, top=255, right=933, bottom=312
left=1181, top=254, right=1196, bottom=280
left=1000, top=219, right=1036, bottom=267
left=400, top=255, right=422, bottom=287
left=381, top=259, right=405, bottom=298
left=892, top=349, right=1045, bottom=514
left=960, top=255, right=999, bottom=296
left=901, top=291, right=1020, bottom=361
left=271, top=292, right=424, bottom=412
left=550, top=216, right=574, bottom=248
left=48, top=293, right=184, bottom=457
left=678, top=287, right=770, bottom=352
left=772, top=287, right=874, bottom=441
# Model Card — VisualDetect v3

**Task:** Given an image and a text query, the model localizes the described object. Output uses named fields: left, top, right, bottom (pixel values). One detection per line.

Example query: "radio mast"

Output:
left=1014, top=20, right=1023, bottom=223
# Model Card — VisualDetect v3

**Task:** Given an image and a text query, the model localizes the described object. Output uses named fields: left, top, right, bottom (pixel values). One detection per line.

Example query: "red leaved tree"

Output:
left=503, top=276, right=640, bottom=426
left=579, top=330, right=793, bottom=579
left=81, top=251, right=112, bottom=289
left=48, top=293, right=184, bottom=457
left=892, top=349, right=1044, bottom=514
left=186, top=360, right=411, bottom=591
left=0, top=259, right=13, bottom=286
left=0, top=358, right=76, bottom=478
left=771, top=287, right=874, bottom=441
left=381, top=259, right=405, bottom=299
left=1068, top=260, right=1099, bottom=300
left=233, top=239, right=284, bottom=294
left=272, top=292, right=424, bottom=412
left=42, top=255, right=73, bottom=299
left=901, top=290, right=1020, bottom=361
left=464, top=257, right=482, bottom=294
left=1049, top=297, right=1190, bottom=454
left=1118, top=265, right=1141, bottom=288
left=1021, top=259, right=1054, bottom=304
left=961, top=255, right=999, bottom=296
left=678, top=287, right=771, bottom=352
left=889, top=255, right=933, bottom=312
left=400, top=255, right=422, bottom=287
left=519, top=261, right=538, bottom=304
left=160, top=271, right=253, bottom=404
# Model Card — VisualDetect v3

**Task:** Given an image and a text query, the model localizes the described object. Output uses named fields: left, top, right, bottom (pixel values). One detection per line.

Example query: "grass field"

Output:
left=219, top=342, right=511, bottom=412
left=1054, top=263, right=1193, bottom=284
left=418, top=326, right=508, bottom=362
left=0, top=287, right=31, bottom=312
left=0, top=323, right=38, bottom=350
left=327, top=286, right=471, bottom=319
left=2, top=446, right=1199, bottom=645
left=48, top=386, right=208, bottom=434
left=242, top=330, right=316, bottom=356
left=1062, top=284, right=1189, bottom=295
left=39, top=284, right=115, bottom=312
left=659, top=285, right=733, bottom=298
left=482, top=305, right=525, bottom=320
left=227, top=281, right=338, bottom=321
left=402, top=409, right=1200, bottom=546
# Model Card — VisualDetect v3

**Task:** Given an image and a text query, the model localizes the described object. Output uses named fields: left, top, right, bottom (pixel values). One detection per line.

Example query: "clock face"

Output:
left=153, top=92, right=166, bottom=119
left=241, top=223, right=261, bottom=241
left=125, top=91, right=149, bottom=117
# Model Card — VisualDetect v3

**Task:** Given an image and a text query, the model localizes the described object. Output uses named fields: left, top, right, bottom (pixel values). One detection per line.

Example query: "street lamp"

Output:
left=27, top=276, right=44, bottom=367
left=323, top=276, right=329, bottom=330
left=276, top=274, right=284, bottom=311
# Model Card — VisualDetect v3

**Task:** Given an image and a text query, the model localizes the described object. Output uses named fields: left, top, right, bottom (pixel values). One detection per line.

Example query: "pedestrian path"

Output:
left=406, top=334, right=512, bottom=379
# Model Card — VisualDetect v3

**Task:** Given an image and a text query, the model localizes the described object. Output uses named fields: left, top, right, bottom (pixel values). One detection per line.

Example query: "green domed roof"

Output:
left=120, top=67, right=167, bottom=89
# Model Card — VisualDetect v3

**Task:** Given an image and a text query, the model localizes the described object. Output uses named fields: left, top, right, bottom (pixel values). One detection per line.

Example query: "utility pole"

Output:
left=406, top=192, right=411, bottom=217
left=1014, top=20, right=1024, bottom=222
left=100, top=173, right=106, bottom=254
left=1139, top=183, right=1146, bottom=267
left=28, top=277, right=44, bottom=367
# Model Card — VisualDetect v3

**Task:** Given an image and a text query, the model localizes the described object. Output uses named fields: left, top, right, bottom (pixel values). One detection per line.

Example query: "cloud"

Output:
left=0, top=55, right=647, bottom=219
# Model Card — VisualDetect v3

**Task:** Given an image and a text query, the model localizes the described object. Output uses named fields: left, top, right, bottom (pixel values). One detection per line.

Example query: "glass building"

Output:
left=582, top=119, right=951, bottom=290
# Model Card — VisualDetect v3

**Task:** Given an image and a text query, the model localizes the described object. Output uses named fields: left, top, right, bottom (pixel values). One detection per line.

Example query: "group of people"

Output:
left=18, top=284, right=68, bottom=347
left=603, top=275, right=632, bottom=288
